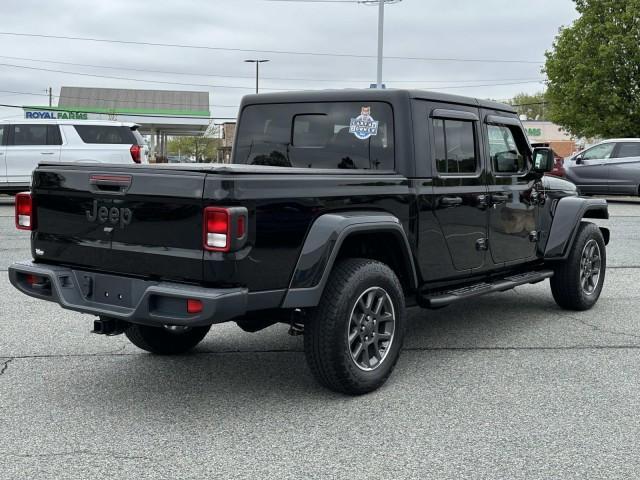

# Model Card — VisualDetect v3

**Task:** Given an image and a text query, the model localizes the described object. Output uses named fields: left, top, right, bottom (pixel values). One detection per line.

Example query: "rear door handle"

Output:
left=441, top=196, right=463, bottom=207
left=40, top=152, right=55, bottom=155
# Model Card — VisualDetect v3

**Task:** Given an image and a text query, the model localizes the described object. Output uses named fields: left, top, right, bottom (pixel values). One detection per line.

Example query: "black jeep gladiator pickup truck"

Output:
left=9, top=89, right=609, bottom=394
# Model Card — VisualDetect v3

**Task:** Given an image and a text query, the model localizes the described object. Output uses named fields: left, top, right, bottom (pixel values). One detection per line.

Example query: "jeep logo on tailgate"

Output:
left=86, top=200, right=132, bottom=228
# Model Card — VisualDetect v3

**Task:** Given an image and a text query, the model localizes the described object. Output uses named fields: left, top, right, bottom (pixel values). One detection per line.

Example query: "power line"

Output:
left=0, top=62, right=282, bottom=91
left=0, top=54, right=545, bottom=84
left=0, top=31, right=544, bottom=64
left=0, top=62, right=544, bottom=94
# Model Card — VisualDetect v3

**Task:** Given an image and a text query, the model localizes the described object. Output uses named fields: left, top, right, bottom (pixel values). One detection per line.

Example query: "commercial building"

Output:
left=23, top=86, right=211, bottom=161
left=216, top=122, right=236, bottom=163
left=522, top=120, right=577, bottom=157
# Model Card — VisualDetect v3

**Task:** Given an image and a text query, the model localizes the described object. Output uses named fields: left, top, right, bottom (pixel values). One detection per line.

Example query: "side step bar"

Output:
left=422, top=270, right=554, bottom=308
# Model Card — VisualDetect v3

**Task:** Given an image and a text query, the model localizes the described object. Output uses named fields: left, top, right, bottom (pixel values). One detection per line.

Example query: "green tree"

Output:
left=508, top=92, right=548, bottom=121
left=544, top=0, right=640, bottom=138
left=167, top=124, right=222, bottom=162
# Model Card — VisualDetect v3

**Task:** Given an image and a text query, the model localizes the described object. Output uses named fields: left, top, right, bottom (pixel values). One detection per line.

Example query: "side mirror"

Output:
left=494, top=150, right=521, bottom=173
left=574, top=154, right=583, bottom=164
left=532, top=147, right=554, bottom=173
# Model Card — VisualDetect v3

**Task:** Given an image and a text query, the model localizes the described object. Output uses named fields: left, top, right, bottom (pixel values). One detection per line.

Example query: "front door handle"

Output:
left=40, top=152, right=55, bottom=155
left=491, top=193, right=510, bottom=204
left=441, top=196, right=463, bottom=207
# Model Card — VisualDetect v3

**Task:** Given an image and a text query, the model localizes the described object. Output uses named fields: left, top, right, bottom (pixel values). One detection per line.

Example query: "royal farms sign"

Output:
left=24, top=109, right=89, bottom=120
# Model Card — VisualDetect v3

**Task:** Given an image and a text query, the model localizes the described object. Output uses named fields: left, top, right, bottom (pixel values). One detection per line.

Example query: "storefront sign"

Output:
left=25, top=110, right=89, bottom=120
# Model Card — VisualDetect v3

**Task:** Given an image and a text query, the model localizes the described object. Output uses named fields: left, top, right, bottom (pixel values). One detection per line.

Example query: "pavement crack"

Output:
left=0, top=358, right=14, bottom=376
left=1, top=450, right=150, bottom=461
left=558, top=312, right=640, bottom=341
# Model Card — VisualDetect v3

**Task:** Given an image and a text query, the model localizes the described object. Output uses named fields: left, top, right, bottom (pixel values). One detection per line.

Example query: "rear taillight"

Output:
left=130, top=144, right=141, bottom=164
left=203, top=207, right=248, bottom=252
left=15, top=192, right=35, bottom=230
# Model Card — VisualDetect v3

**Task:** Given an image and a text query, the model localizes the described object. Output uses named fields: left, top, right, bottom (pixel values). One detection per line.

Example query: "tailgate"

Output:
left=32, top=165, right=207, bottom=283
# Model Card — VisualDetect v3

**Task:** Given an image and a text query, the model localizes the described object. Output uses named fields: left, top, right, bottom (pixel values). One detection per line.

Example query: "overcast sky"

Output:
left=0, top=0, right=579, bottom=121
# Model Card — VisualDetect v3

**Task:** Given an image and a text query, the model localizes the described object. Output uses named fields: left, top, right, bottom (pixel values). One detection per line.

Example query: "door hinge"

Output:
left=476, top=238, right=489, bottom=251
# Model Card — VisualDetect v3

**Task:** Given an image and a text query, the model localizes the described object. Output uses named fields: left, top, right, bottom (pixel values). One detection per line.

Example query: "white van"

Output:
left=0, top=119, right=149, bottom=194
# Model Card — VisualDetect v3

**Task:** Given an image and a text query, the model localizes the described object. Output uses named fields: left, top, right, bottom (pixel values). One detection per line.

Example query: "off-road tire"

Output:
left=304, top=258, right=406, bottom=395
left=550, top=222, right=606, bottom=311
left=124, top=323, right=211, bottom=355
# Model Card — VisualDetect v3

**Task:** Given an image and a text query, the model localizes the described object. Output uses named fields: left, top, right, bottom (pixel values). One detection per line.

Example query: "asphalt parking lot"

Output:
left=1, top=195, right=639, bottom=479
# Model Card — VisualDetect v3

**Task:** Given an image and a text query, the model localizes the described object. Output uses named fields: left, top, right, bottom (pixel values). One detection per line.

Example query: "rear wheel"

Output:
left=124, top=323, right=211, bottom=355
left=304, top=258, right=406, bottom=395
left=550, top=222, right=606, bottom=311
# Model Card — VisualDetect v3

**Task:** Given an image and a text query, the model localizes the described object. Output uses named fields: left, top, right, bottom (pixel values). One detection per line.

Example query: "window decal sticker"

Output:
left=349, top=106, right=379, bottom=140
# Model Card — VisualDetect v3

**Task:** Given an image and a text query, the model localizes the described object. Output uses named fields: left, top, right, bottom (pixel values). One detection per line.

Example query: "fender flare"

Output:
left=281, top=211, right=418, bottom=308
left=544, top=197, right=609, bottom=259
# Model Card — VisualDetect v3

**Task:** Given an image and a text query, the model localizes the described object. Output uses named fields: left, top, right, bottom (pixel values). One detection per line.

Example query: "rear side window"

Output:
left=74, top=125, right=136, bottom=144
left=235, top=102, right=394, bottom=170
left=432, top=119, right=477, bottom=174
left=487, top=124, right=528, bottom=174
left=615, top=142, right=640, bottom=158
left=11, top=124, right=62, bottom=146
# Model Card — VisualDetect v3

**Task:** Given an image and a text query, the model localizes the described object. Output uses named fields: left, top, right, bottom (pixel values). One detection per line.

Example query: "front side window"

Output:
left=582, top=143, right=615, bottom=161
left=487, top=124, right=527, bottom=173
left=614, top=142, right=640, bottom=158
left=12, top=124, right=61, bottom=146
left=432, top=118, right=477, bottom=174
left=235, top=102, right=394, bottom=170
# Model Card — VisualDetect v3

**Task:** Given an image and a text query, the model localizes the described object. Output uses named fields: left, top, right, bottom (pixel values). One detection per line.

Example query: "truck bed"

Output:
left=31, top=162, right=410, bottom=290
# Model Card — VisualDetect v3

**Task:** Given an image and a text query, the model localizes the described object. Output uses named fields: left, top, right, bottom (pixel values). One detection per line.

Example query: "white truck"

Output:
left=0, top=119, right=148, bottom=194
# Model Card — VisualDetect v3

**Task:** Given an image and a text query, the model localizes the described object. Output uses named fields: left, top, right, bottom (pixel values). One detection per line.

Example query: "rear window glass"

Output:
left=74, top=125, right=136, bottom=144
left=235, top=102, right=394, bottom=170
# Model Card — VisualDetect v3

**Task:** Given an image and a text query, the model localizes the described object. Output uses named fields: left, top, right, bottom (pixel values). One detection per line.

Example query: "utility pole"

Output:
left=376, top=0, right=384, bottom=89
left=46, top=87, right=52, bottom=107
left=245, top=59, right=270, bottom=94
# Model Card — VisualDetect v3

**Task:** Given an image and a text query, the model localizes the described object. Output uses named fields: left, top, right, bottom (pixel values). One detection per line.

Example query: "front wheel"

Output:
left=124, top=323, right=211, bottom=355
left=550, top=222, right=606, bottom=311
left=304, top=258, right=406, bottom=395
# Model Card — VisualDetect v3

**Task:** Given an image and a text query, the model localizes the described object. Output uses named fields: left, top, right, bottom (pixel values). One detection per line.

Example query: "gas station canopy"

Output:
left=24, top=86, right=211, bottom=136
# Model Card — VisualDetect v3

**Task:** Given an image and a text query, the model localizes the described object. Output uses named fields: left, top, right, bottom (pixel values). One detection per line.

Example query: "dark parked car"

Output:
left=9, top=89, right=609, bottom=394
left=564, top=139, right=640, bottom=196
left=531, top=142, right=565, bottom=177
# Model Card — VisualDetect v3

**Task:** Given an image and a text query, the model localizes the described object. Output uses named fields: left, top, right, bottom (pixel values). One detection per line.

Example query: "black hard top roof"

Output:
left=240, top=88, right=516, bottom=114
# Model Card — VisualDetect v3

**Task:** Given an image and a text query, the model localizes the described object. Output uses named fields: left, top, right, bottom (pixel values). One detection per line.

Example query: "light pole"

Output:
left=376, top=0, right=384, bottom=89
left=361, top=0, right=402, bottom=89
left=245, top=59, right=270, bottom=94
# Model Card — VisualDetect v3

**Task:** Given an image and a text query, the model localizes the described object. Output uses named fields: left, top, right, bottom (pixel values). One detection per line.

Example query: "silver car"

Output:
left=564, top=139, right=640, bottom=196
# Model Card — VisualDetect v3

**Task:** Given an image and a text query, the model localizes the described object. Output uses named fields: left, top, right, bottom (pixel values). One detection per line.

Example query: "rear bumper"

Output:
left=8, top=261, right=248, bottom=327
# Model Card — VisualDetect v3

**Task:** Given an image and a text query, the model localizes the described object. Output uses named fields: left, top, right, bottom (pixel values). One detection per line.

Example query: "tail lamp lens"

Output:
left=15, top=192, right=35, bottom=230
left=130, top=144, right=141, bottom=163
left=203, top=207, right=248, bottom=252
left=205, top=208, right=230, bottom=251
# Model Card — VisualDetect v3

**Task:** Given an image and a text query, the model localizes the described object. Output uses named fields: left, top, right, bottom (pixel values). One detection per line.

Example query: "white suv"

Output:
left=0, top=119, right=149, bottom=194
